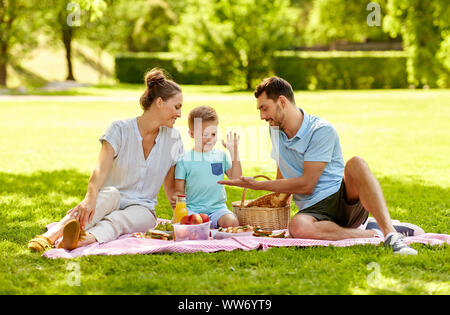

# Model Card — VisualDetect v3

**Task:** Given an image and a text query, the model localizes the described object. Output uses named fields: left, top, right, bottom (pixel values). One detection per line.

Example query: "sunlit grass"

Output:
left=0, top=87, right=449, bottom=294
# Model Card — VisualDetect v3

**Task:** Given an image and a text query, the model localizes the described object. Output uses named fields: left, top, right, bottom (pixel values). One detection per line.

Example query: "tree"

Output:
left=170, top=0, right=296, bottom=89
left=384, top=0, right=450, bottom=87
left=131, top=0, right=177, bottom=52
left=305, top=0, right=389, bottom=45
left=41, top=0, right=107, bottom=81
left=0, top=0, right=40, bottom=87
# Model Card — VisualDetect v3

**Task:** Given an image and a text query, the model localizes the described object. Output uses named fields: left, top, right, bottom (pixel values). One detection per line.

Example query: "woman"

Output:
left=28, top=68, right=184, bottom=251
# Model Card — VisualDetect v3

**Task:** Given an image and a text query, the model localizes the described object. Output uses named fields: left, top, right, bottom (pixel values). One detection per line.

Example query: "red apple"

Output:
left=199, top=213, right=210, bottom=223
left=180, top=215, right=189, bottom=225
left=189, top=213, right=203, bottom=225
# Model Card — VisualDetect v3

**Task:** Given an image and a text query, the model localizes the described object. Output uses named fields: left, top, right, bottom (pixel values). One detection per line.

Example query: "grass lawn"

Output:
left=0, top=86, right=449, bottom=295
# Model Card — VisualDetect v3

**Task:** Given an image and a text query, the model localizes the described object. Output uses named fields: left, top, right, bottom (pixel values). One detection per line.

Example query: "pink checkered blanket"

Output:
left=42, top=220, right=449, bottom=259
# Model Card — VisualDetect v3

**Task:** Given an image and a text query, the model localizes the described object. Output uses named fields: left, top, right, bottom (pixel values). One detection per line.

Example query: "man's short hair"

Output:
left=254, top=76, right=295, bottom=104
left=188, top=106, right=218, bottom=130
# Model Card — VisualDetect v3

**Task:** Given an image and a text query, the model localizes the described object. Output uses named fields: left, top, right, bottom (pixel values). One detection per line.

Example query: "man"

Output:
left=219, top=76, right=423, bottom=255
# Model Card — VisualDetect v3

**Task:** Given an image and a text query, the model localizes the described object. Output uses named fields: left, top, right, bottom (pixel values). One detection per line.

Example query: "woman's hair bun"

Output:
left=139, top=68, right=182, bottom=111
left=145, top=69, right=166, bottom=88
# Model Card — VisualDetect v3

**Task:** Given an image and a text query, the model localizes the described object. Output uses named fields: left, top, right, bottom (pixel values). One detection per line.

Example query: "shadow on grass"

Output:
left=0, top=169, right=89, bottom=246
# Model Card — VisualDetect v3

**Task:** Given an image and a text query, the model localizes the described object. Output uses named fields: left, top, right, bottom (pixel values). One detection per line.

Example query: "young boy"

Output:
left=173, top=106, right=241, bottom=228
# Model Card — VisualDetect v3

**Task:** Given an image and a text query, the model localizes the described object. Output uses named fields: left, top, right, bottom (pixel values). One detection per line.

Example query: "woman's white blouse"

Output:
left=99, top=117, right=184, bottom=211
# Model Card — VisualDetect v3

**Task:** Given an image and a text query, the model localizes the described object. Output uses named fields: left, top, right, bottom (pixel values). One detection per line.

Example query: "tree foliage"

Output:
left=0, top=0, right=40, bottom=87
left=170, top=0, right=296, bottom=89
left=384, top=0, right=450, bottom=87
left=305, top=0, right=389, bottom=45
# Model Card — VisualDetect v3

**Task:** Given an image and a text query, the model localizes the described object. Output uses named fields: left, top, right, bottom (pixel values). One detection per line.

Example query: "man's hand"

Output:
left=218, top=176, right=262, bottom=190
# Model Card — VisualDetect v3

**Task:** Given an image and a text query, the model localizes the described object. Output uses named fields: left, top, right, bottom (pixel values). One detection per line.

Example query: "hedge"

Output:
left=115, top=52, right=179, bottom=84
left=114, top=52, right=223, bottom=85
left=115, top=51, right=409, bottom=89
left=273, top=51, right=409, bottom=90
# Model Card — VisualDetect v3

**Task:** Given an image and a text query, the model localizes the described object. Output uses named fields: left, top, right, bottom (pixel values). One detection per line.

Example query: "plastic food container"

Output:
left=172, top=221, right=211, bottom=241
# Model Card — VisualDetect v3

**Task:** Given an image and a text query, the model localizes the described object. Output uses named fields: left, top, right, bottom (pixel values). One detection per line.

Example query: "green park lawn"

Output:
left=0, top=86, right=449, bottom=295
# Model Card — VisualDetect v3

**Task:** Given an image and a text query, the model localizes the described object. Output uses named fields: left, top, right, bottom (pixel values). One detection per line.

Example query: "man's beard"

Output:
left=274, top=106, right=286, bottom=132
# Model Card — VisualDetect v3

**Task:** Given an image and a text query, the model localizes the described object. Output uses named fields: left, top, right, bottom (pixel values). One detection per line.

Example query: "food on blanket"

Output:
left=174, top=226, right=190, bottom=239
left=154, top=222, right=173, bottom=232
left=188, top=213, right=203, bottom=225
left=246, top=192, right=291, bottom=208
left=252, top=227, right=272, bottom=237
left=146, top=229, right=173, bottom=240
left=199, top=213, right=210, bottom=223
left=180, top=215, right=190, bottom=225
left=252, top=227, right=286, bottom=238
left=217, top=225, right=254, bottom=233
left=269, top=231, right=286, bottom=238
left=179, top=214, right=209, bottom=225
left=173, top=221, right=210, bottom=241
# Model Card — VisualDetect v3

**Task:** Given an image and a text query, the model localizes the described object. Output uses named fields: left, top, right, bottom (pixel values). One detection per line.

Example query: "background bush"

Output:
left=116, top=51, right=409, bottom=90
left=274, top=51, right=408, bottom=90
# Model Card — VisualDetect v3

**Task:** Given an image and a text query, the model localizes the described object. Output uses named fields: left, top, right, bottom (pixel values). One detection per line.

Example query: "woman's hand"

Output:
left=67, top=196, right=97, bottom=230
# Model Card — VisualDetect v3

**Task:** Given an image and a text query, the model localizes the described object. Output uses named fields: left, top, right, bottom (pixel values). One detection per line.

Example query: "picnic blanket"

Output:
left=42, top=221, right=450, bottom=259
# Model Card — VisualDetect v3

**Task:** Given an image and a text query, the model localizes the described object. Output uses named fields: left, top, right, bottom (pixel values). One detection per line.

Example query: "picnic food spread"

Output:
left=217, top=225, right=254, bottom=233
left=217, top=225, right=287, bottom=238
left=180, top=213, right=210, bottom=225
left=253, top=227, right=286, bottom=238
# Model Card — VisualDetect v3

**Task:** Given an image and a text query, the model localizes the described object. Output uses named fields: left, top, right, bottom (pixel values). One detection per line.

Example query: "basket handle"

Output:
left=240, top=175, right=272, bottom=207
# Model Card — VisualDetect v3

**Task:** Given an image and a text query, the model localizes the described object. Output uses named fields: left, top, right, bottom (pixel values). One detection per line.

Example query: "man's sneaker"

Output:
left=384, top=232, right=418, bottom=255
left=365, top=218, right=425, bottom=237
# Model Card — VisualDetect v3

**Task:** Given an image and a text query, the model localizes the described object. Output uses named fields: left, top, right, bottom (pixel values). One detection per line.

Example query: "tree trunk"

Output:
left=246, top=69, right=252, bottom=91
left=0, top=44, right=7, bottom=87
left=0, top=61, right=6, bottom=87
left=62, top=25, right=75, bottom=81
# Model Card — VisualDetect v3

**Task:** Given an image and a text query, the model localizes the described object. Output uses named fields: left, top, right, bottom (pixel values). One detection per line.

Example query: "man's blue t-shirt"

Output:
left=270, top=108, right=344, bottom=210
left=174, top=149, right=232, bottom=215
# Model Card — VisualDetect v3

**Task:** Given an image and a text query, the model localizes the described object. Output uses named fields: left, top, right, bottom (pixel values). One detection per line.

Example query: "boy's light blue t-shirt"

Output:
left=175, top=149, right=232, bottom=215
left=270, top=108, right=345, bottom=211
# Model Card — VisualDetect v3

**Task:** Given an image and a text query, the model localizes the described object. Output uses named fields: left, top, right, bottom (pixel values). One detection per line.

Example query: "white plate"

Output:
left=212, top=230, right=253, bottom=240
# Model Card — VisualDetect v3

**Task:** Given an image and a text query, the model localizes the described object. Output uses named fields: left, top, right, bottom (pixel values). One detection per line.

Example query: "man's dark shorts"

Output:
left=297, top=181, right=369, bottom=228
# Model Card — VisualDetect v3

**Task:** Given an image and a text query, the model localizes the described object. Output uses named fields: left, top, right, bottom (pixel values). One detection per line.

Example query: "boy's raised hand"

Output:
left=221, top=132, right=240, bottom=161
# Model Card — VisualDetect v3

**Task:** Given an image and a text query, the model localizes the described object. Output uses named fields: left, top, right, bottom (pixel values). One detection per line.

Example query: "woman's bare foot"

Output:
left=77, top=233, right=97, bottom=247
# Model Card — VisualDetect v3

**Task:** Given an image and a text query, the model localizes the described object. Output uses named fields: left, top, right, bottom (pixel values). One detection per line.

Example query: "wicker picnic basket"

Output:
left=231, top=175, right=291, bottom=230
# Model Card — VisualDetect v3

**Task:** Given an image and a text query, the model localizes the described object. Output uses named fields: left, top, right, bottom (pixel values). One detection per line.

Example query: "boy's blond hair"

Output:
left=188, top=106, right=218, bottom=130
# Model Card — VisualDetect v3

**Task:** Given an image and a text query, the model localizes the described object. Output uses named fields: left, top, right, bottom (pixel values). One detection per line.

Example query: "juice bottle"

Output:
left=173, top=194, right=188, bottom=223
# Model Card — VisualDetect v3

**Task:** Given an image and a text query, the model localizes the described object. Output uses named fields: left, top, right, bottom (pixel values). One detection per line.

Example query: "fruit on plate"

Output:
left=199, top=213, right=210, bottom=223
left=188, top=213, right=203, bottom=225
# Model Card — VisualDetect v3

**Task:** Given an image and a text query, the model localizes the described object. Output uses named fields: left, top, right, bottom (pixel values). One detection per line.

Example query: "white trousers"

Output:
left=84, top=187, right=157, bottom=243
